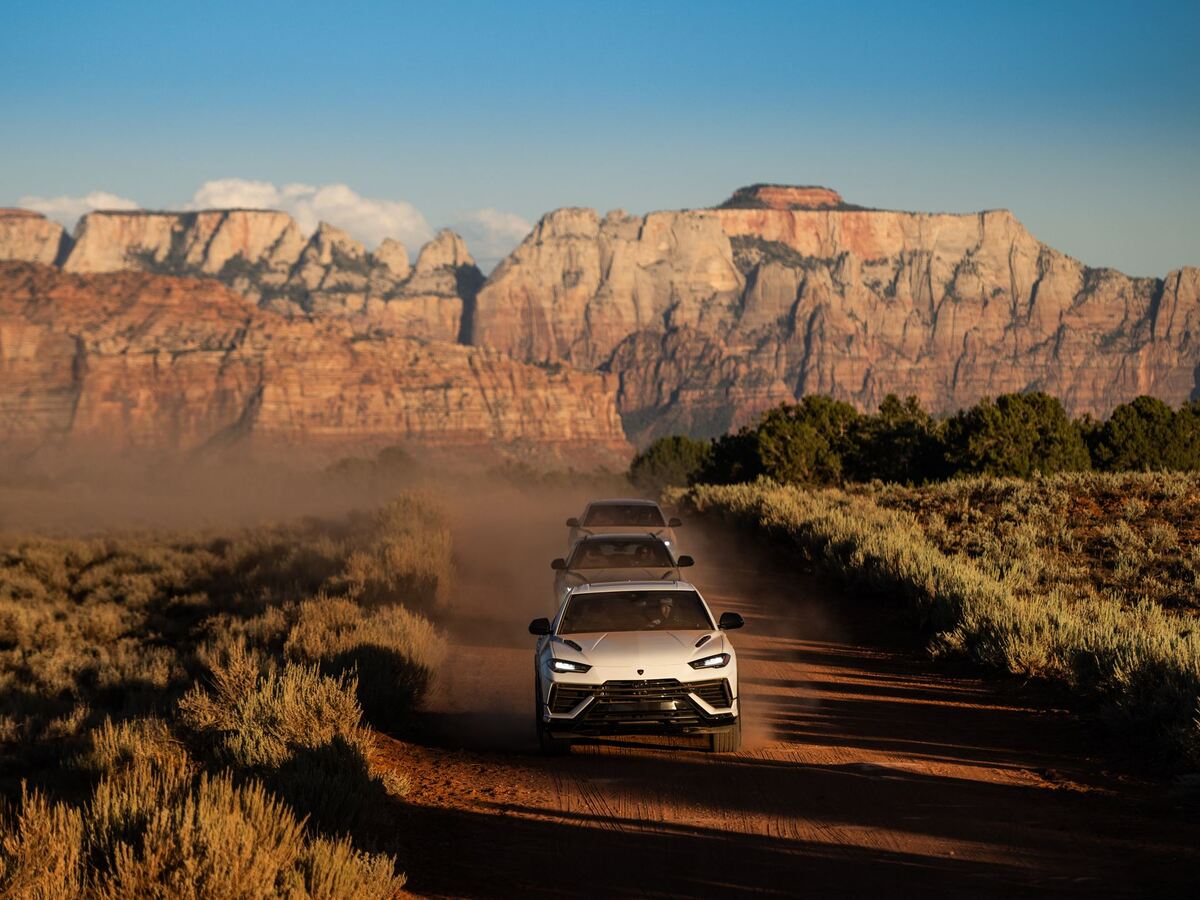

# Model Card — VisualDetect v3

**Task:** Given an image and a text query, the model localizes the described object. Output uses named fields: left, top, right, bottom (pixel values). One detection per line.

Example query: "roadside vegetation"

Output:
left=0, top=493, right=451, bottom=897
left=636, top=385, right=1200, bottom=770
left=682, top=477, right=1200, bottom=770
left=633, top=392, right=1200, bottom=490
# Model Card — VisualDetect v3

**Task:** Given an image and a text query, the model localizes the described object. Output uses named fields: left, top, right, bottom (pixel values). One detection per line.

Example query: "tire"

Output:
left=534, top=676, right=571, bottom=756
left=708, top=719, right=741, bottom=753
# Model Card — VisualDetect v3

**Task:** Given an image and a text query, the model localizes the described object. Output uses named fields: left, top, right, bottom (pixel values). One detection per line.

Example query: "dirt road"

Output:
left=377, top=513, right=1200, bottom=898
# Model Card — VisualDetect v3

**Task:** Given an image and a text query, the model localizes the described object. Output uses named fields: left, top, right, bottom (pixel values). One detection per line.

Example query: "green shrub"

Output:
left=628, top=435, right=712, bottom=492
left=1089, top=396, right=1200, bottom=472
left=942, top=392, right=1091, bottom=477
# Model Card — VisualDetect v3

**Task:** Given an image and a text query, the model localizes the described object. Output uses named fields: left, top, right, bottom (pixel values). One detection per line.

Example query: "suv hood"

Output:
left=566, top=630, right=722, bottom=667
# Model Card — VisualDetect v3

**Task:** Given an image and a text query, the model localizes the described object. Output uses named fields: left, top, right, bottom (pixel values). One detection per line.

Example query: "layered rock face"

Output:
left=0, top=210, right=68, bottom=265
left=475, top=190, right=1200, bottom=441
left=2, top=187, right=1197, bottom=452
left=57, top=209, right=482, bottom=342
left=0, top=263, right=629, bottom=464
left=718, top=184, right=847, bottom=210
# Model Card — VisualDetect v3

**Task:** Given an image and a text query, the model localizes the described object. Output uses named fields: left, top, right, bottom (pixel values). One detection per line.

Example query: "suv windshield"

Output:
left=583, top=504, right=666, bottom=527
left=559, top=589, right=713, bottom=634
left=568, top=539, right=673, bottom=569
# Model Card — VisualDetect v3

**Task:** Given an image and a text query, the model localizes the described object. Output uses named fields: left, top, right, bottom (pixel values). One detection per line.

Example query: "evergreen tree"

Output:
left=628, top=434, right=712, bottom=491
left=943, top=392, right=1091, bottom=477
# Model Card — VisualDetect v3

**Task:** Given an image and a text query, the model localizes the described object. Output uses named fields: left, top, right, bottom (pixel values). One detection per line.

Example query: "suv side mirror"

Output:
left=676, top=555, right=695, bottom=568
left=566, top=517, right=580, bottom=527
left=550, top=558, right=567, bottom=570
left=668, top=517, right=682, bottom=527
left=718, top=612, right=744, bottom=630
left=529, top=617, right=551, bottom=636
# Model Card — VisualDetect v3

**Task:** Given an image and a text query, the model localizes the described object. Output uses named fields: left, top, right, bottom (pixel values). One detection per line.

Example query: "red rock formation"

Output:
left=0, top=263, right=630, bottom=465
left=474, top=188, right=1200, bottom=443
left=719, top=184, right=845, bottom=210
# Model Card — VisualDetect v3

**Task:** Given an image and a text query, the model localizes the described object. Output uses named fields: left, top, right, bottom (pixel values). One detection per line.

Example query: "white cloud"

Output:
left=187, top=177, right=281, bottom=211
left=187, top=179, right=433, bottom=251
left=450, top=207, right=531, bottom=266
left=18, top=191, right=139, bottom=229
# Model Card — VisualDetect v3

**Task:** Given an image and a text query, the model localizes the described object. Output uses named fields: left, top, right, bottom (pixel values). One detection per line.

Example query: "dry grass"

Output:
left=0, top=491, right=451, bottom=897
left=1, top=768, right=404, bottom=899
left=858, top=472, right=1200, bottom=616
left=684, top=476, right=1200, bottom=769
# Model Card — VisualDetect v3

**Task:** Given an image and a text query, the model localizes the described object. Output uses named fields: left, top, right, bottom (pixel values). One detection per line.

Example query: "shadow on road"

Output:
left=390, top=507, right=1200, bottom=898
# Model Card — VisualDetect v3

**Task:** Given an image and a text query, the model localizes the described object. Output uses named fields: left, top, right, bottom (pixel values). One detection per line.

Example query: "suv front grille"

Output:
left=548, top=677, right=733, bottom=718
left=687, top=678, right=732, bottom=708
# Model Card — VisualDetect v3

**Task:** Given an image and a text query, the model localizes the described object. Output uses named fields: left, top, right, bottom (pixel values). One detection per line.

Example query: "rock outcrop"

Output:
left=718, top=184, right=847, bottom=210
left=474, top=191, right=1200, bottom=442
left=0, top=210, right=69, bottom=266
left=0, top=262, right=630, bottom=465
left=3, top=187, right=1197, bottom=450
left=49, top=209, right=481, bottom=343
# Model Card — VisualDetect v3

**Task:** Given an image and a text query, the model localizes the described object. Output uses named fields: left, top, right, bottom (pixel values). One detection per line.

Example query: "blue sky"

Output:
left=1, top=0, right=1196, bottom=274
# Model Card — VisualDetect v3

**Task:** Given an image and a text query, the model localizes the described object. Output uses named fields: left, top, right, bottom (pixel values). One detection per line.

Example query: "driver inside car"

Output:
left=634, top=544, right=657, bottom=566
left=644, top=597, right=675, bottom=628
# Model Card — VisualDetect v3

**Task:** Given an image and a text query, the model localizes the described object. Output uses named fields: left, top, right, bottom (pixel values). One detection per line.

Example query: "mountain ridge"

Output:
left=2, top=188, right=1197, bottom=449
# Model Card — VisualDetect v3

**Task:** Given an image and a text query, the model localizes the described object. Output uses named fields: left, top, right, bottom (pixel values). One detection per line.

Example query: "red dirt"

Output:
left=374, top=517, right=1200, bottom=898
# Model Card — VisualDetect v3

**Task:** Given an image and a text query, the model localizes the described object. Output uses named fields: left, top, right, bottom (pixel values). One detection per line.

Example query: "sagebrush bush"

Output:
left=332, top=496, right=454, bottom=610
left=0, top=491, right=449, bottom=895
left=178, top=650, right=372, bottom=770
left=178, top=648, right=399, bottom=836
left=0, top=784, right=84, bottom=898
left=686, top=477, right=1200, bottom=768
left=0, top=768, right=404, bottom=899
left=285, top=597, right=446, bottom=730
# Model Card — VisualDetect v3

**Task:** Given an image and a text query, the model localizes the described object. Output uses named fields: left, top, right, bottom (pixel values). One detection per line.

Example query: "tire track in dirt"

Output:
left=374, top=509, right=1200, bottom=899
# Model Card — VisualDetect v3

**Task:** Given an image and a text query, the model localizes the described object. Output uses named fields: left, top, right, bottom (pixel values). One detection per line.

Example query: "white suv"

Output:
left=565, top=499, right=681, bottom=553
left=529, top=581, right=744, bottom=755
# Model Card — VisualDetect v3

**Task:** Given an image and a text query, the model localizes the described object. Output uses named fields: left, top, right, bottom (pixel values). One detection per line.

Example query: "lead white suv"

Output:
left=529, top=581, right=744, bottom=755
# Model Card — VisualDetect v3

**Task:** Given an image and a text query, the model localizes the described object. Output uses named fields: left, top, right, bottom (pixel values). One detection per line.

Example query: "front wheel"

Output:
left=534, top=677, right=571, bottom=756
left=708, top=719, right=741, bottom=753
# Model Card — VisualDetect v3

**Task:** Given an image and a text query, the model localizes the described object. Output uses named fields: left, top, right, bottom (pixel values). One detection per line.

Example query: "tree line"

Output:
left=630, top=392, right=1200, bottom=490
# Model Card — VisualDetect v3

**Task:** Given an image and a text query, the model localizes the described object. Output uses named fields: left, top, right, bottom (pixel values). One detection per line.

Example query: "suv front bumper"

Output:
left=541, top=677, right=738, bottom=737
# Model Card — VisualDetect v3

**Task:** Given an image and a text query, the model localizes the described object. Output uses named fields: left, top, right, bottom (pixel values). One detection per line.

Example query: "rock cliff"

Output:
left=2, top=187, right=1197, bottom=450
left=54, top=209, right=481, bottom=343
left=0, top=210, right=69, bottom=265
left=474, top=189, right=1200, bottom=442
left=0, top=262, right=630, bottom=465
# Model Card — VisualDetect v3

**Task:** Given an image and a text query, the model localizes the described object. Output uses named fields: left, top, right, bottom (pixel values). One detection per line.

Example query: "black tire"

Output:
left=534, top=676, right=571, bottom=756
left=708, top=719, right=741, bottom=753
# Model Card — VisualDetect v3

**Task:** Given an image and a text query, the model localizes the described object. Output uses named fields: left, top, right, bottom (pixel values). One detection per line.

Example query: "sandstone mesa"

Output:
left=1, top=185, right=1196, bottom=458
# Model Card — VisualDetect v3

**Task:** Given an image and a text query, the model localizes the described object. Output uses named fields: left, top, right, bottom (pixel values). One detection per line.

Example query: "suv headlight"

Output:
left=551, top=658, right=591, bottom=673
left=689, top=652, right=730, bottom=670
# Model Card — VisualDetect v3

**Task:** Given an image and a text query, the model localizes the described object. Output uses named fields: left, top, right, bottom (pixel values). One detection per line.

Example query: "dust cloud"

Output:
left=0, top=447, right=828, bottom=755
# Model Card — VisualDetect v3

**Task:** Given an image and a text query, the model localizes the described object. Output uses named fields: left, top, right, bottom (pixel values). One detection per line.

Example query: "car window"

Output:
left=568, top=539, right=673, bottom=569
left=583, top=504, right=666, bottom=527
left=560, top=589, right=713, bottom=633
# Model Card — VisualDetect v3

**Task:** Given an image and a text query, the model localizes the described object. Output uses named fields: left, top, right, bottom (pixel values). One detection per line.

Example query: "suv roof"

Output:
left=586, top=498, right=661, bottom=508
left=573, top=532, right=667, bottom=544
left=569, top=580, right=696, bottom=595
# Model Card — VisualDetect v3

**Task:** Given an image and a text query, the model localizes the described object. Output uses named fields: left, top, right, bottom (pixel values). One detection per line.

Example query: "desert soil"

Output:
left=375, top=511, right=1200, bottom=899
